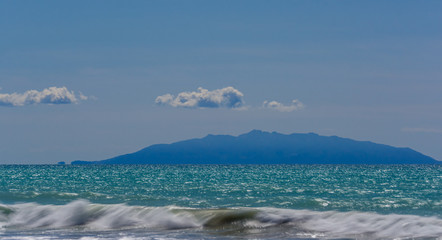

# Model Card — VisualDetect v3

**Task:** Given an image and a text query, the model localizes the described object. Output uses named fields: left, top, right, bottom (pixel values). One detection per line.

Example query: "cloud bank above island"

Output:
left=262, top=99, right=304, bottom=112
left=0, top=86, right=87, bottom=107
left=156, top=86, right=305, bottom=112
left=155, top=87, right=244, bottom=109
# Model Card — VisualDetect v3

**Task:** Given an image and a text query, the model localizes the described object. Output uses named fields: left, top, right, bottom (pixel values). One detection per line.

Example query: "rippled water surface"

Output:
left=0, top=165, right=441, bottom=239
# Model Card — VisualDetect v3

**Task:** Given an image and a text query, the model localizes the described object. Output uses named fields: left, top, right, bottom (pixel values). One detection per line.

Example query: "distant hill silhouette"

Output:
left=71, top=130, right=440, bottom=165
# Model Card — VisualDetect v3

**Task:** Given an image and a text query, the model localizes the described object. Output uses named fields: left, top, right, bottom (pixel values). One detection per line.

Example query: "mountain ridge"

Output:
left=71, top=130, right=440, bottom=165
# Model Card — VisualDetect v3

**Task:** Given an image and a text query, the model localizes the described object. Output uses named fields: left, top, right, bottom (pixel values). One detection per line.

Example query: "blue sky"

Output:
left=1, top=0, right=442, bottom=163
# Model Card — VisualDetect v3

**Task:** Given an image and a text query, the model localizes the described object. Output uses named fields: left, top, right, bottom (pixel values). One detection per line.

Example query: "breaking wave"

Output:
left=1, top=200, right=441, bottom=239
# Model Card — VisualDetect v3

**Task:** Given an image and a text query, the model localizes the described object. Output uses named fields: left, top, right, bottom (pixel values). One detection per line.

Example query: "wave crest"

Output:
left=1, top=200, right=441, bottom=239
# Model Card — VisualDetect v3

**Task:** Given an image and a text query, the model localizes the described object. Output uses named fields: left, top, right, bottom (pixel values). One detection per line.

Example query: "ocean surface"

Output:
left=0, top=165, right=441, bottom=240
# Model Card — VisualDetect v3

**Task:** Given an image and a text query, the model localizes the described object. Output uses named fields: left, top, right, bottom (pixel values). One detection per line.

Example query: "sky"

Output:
left=1, top=0, right=442, bottom=164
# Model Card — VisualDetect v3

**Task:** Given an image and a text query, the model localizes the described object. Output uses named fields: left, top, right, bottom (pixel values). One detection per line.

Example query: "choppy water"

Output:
left=0, top=165, right=441, bottom=239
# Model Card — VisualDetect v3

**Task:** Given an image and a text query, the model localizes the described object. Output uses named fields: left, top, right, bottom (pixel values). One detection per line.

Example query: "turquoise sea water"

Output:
left=0, top=165, right=441, bottom=239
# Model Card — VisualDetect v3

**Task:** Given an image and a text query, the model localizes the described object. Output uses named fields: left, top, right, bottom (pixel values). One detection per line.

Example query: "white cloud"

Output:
left=262, top=99, right=304, bottom=112
left=0, top=86, right=87, bottom=107
left=78, top=92, right=89, bottom=101
left=155, top=87, right=244, bottom=109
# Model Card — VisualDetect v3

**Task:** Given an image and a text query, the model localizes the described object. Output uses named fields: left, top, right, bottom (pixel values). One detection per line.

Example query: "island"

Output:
left=72, top=130, right=440, bottom=165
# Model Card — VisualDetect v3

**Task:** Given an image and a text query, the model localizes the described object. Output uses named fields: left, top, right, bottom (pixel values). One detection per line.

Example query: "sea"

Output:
left=0, top=165, right=441, bottom=240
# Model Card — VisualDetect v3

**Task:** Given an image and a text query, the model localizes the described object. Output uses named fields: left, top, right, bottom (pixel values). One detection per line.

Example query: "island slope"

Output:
left=72, top=130, right=440, bottom=164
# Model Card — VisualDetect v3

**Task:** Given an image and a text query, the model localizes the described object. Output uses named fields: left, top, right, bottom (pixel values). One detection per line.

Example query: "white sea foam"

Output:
left=0, top=200, right=441, bottom=239
left=257, top=208, right=442, bottom=239
left=2, top=200, right=199, bottom=230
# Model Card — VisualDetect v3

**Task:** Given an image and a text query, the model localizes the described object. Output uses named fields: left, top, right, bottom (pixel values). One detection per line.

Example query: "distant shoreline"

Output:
left=71, top=130, right=440, bottom=165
